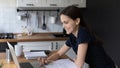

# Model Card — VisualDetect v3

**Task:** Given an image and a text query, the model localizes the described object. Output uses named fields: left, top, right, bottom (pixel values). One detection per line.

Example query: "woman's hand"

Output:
left=38, top=57, right=47, bottom=66
left=37, top=44, right=70, bottom=66
left=37, top=57, right=53, bottom=66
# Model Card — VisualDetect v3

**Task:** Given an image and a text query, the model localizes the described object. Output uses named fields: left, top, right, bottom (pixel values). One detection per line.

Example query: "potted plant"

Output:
left=0, top=63, right=3, bottom=68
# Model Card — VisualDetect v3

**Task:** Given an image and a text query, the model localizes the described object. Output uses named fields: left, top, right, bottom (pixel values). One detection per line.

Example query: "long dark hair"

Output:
left=60, top=5, right=103, bottom=44
left=60, top=5, right=87, bottom=28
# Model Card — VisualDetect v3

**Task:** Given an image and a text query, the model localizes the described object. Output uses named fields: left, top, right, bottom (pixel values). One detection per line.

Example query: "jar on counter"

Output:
left=22, top=26, right=28, bottom=36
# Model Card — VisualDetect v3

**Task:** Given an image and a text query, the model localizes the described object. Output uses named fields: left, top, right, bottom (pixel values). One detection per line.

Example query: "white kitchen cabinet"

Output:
left=67, top=0, right=86, bottom=7
left=18, top=41, right=52, bottom=51
left=17, top=41, right=65, bottom=51
left=17, top=0, right=61, bottom=8
left=48, top=0, right=86, bottom=8
left=17, top=0, right=40, bottom=7
left=17, top=0, right=86, bottom=9
left=46, top=0, right=60, bottom=7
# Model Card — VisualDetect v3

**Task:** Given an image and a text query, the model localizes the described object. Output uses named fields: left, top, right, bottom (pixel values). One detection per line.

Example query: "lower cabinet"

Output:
left=18, top=41, right=52, bottom=51
left=17, top=41, right=66, bottom=51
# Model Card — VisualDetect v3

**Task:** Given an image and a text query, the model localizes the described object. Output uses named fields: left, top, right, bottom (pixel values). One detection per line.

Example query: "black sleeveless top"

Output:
left=65, top=27, right=115, bottom=68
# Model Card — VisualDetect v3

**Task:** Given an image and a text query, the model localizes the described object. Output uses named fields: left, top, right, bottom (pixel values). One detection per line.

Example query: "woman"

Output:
left=38, top=5, right=116, bottom=68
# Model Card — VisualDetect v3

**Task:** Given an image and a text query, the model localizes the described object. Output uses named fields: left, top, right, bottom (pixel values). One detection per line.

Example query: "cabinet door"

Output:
left=47, top=0, right=60, bottom=7
left=51, top=41, right=65, bottom=50
left=17, top=0, right=39, bottom=7
left=38, top=0, right=47, bottom=7
left=69, top=0, right=86, bottom=7
left=63, top=0, right=86, bottom=7
left=17, top=41, right=65, bottom=51
left=60, top=0, right=69, bottom=7
left=17, top=0, right=86, bottom=8
left=69, top=0, right=80, bottom=6
left=18, top=42, right=52, bottom=51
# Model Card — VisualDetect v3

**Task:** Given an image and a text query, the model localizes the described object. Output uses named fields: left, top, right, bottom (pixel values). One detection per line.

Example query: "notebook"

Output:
left=7, top=41, right=41, bottom=68
left=24, top=51, right=47, bottom=59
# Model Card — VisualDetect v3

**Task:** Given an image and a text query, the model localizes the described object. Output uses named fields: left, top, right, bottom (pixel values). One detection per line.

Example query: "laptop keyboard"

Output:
left=20, top=61, right=45, bottom=68
left=20, top=62, right=33, bottom=68
left=30, top=61, right=42, bottom=68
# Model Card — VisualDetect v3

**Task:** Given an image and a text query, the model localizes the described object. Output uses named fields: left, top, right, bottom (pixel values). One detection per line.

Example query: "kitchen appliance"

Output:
left=0, top=33, right=14, bottom=39
left=0, top=33, right=16, bottom=52
left=52, top=29, right=68, bottom=37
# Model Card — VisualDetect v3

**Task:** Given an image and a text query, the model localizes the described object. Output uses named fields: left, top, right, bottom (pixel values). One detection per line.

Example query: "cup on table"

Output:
left=15, top=45, right=23, bottom=57
left=6, top=48, right=13, bottom=63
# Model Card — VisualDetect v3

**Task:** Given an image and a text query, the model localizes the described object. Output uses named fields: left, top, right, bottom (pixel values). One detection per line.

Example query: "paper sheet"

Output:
left=45, top=59, right=77, bottom=68
left=24, top=51, right=47, bottom=59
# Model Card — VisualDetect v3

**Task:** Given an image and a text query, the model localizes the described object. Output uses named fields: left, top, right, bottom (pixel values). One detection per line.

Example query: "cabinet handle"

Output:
left=51, top=42, right=53, bottom=50
left=50, top=4, right=57, bottom=6
left=26, top=4, right=34, bottom=6
left=56, top=42, right=58, bottom=49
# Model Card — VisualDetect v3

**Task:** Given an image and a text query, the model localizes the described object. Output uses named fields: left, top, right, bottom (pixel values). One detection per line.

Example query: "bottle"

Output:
left=6, top=48, right=12, bottom=63
left=27, top=26, right=33, bottom=36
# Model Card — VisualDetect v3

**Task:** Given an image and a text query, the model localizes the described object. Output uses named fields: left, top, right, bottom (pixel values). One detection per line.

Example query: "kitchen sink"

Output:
left=52, top=34, right=68, bottom=37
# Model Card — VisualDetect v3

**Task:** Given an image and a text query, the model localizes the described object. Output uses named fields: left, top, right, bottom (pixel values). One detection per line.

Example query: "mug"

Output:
left=15, top=45, right=23, bottom=57
left=49, top=16, right=56, bottom=24
left=17, top=15, right=22, bottom=20
left=6, top=49, right=12, bottom=63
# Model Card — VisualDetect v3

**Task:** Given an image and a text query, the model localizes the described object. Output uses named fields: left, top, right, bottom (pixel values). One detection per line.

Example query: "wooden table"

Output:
left=0, top=51, right=70, bottom=68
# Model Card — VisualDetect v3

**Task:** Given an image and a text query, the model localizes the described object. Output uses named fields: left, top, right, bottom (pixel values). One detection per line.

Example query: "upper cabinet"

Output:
left=17, top=0, right=86, bottom=10
left=67, top=0, right=86, bottom=7
left=17, top=0, right=39, bottom=7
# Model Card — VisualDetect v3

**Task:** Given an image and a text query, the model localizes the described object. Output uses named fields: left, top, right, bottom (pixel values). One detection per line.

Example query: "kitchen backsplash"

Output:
left=0, top=0, right=63, bottom=33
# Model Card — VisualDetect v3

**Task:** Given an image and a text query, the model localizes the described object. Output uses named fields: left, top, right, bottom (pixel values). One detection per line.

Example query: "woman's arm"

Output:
left=47, top=44, right=70, bottom=60
left=74, top=43, right=88, bottom=68
left=38, top=44, right=70, bottom=65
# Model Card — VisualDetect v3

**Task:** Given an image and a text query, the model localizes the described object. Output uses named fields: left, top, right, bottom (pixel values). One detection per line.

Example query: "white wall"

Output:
left=0, top=0, right=63, bottom=33
left=0, top=0, right=17, bottom=33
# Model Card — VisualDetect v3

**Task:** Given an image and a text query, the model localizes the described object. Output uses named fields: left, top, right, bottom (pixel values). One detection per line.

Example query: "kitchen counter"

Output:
left=0, top=33, right=68, bottom=42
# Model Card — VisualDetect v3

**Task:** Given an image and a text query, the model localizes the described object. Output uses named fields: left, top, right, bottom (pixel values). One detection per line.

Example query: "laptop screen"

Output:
left=7, top=41, right=20, bottom=68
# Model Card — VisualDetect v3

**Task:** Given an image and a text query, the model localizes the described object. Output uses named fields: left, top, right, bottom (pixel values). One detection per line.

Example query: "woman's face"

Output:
left=60, top=14, right=80, bottom=34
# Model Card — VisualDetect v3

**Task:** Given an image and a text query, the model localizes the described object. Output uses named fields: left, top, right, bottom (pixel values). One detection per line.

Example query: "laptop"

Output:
left=7, top=41, right=41, bottom=68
